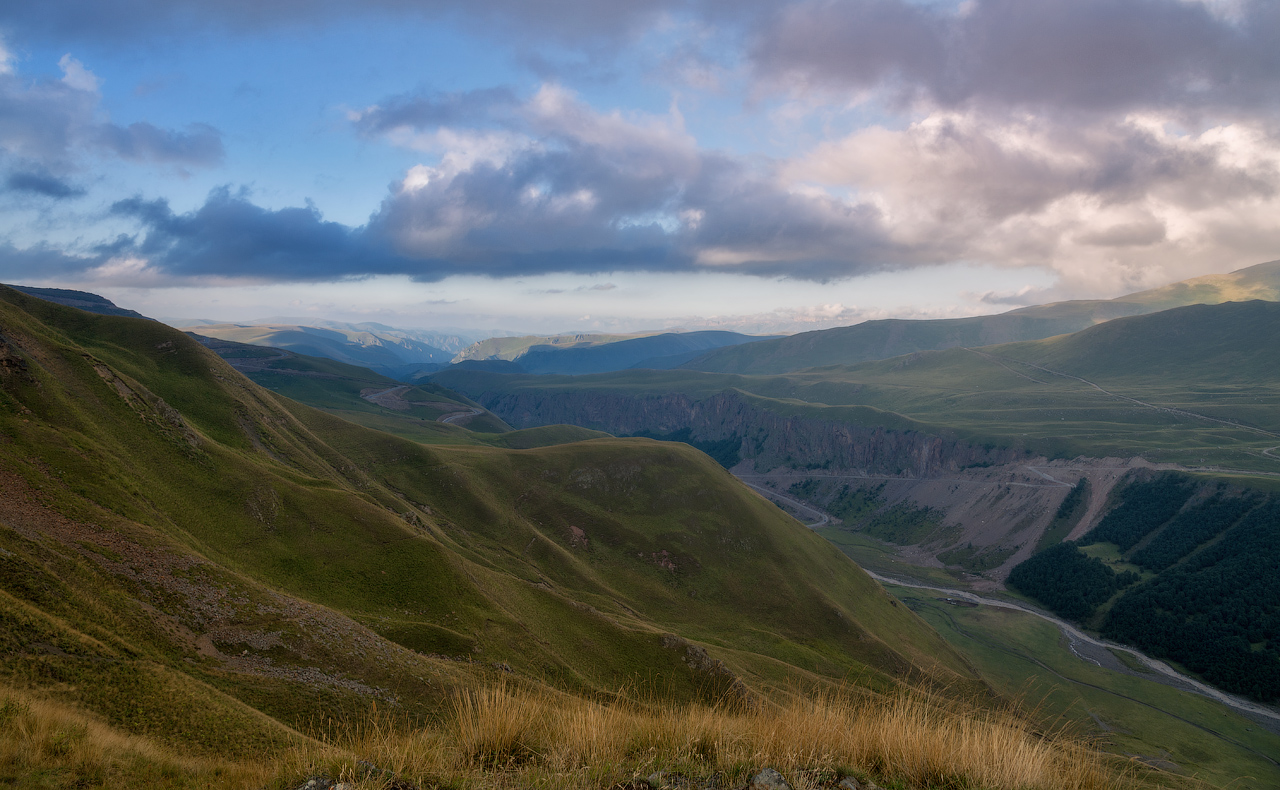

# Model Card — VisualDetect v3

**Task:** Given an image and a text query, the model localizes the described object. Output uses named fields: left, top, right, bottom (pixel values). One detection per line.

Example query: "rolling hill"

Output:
left=0, top=285, right=1001, bottom=787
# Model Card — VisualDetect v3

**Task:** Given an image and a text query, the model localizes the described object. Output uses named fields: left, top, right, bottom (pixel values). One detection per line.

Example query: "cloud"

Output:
left=752, top=0, right=1280, bottom=116
left=57, top=54, right=100, bottom=92
left=0, top=49, right=224, bottom=184
left=5, top=0, right=680, bottom=46
left=351, top=87, right=522, bottom=137
left=107, top=187, right=409, bottom=281
left=781, top=105, right=1280, bottom=292
left=4, top=169, right=85, bottom=198
left=360, top=84, right=901, bottom=281
left=94, top=121, right=224, bottom=166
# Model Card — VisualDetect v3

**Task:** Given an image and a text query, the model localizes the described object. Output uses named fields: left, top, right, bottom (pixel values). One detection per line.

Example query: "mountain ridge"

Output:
left=682, top=259, right=1280, bottom=375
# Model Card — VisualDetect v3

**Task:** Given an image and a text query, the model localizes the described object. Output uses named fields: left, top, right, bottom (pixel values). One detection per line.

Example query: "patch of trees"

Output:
left=1129, top=492, right=1257, bottom=571
left=1080, top=474, right=1194, bottom=550
left=789, top=481, right=941, bottom=545
left=1007, top=542, right=1139, bottom=621
left=1036, top=478, right=1091, bottom=552
left=860, top=502, right=944, bottom=544
left=1103, top=498, right=1280, bottom=703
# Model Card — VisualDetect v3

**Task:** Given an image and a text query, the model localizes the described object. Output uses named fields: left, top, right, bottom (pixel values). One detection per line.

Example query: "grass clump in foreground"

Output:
left=264, top=685, right=1158, bottom=790
left=0, top=690, right=269, bottom=789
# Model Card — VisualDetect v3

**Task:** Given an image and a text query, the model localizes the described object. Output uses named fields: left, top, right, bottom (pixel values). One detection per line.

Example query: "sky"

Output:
left=1, top=0, right=1277, bottom=335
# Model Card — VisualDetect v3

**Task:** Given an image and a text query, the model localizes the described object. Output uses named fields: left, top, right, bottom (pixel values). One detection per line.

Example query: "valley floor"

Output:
left=735, top=473, right=1280, bottom=788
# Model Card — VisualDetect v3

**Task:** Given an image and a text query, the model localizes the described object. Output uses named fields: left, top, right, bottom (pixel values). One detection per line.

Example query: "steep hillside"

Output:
left=684, top=259, right=1280, bottom=375
left=0, top=286, right=989, bottom=784
left=1006, top=471, right=1280, bottom=703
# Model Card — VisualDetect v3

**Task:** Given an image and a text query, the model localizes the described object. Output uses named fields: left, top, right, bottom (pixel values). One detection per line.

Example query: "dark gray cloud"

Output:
left=4, top=0, right=681, bottom=45
left=364, top=135, right=896, bottom=281
left=108, top=187, right=410, bottom=280
left=0, top=242, right=103, bottom=280
left=754, top=0, right=1280, bottom=115
left=4, top=169, right=85, bottom=198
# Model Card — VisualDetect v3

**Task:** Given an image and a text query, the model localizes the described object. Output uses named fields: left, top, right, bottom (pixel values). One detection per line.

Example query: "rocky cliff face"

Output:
left=479, top=389, right=1023, bottom=476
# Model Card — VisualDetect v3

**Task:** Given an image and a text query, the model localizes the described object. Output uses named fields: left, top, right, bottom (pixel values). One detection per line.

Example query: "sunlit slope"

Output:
left=0, top=286, right=980, bottom=736
left=685, top=259, right=1280, bottom=375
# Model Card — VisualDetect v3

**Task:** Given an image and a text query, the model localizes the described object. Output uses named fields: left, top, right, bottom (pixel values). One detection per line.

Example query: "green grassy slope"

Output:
left=684, top=259, right=1280, bottom=375
left=0, top=286, right=984, bottom=762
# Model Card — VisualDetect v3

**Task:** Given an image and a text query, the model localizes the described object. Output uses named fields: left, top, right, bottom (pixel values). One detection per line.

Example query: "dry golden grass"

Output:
left=2, top=682, right=1185, bottom=790
left=0, top=688, right=269, bottom=789
left=264, top=684, right=1173, bottom=790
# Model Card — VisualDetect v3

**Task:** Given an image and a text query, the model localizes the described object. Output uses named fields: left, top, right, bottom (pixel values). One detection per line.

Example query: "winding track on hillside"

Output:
left=736, top=480, right=829, bottom=527
left=439, top=406, right=484, bottom=424
left=361, top=385, right=484, bottom=424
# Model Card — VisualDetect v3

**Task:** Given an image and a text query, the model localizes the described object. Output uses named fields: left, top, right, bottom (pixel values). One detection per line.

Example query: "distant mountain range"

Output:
left=175, top=322, right=455, bottom=376
left=680, top=259, right=1280, bottom=374
left=186, top=322, right=780, bottom=379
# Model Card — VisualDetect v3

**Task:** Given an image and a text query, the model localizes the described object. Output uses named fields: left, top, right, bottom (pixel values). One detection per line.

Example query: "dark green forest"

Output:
left=1007, top=542, right=1138, bottom=620
left=1103, top=498, right=1280, bottom=702
left=1079, top=474, right=1195, bottom=550
left=1129, top=491, right=1257, bottom=571
left=1010, top=474, right=1280, bottom=703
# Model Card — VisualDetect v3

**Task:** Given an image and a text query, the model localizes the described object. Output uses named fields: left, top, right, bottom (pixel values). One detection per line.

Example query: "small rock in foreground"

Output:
left=749, top=768, right=791, bottom=790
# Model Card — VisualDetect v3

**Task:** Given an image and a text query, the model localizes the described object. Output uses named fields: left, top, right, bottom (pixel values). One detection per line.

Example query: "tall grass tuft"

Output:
left=268, top=684, right=1170, bottom=790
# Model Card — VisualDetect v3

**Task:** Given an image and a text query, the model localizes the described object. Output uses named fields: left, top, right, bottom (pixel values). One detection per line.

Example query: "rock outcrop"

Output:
left=478, top=389, right=1023, bottom=477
